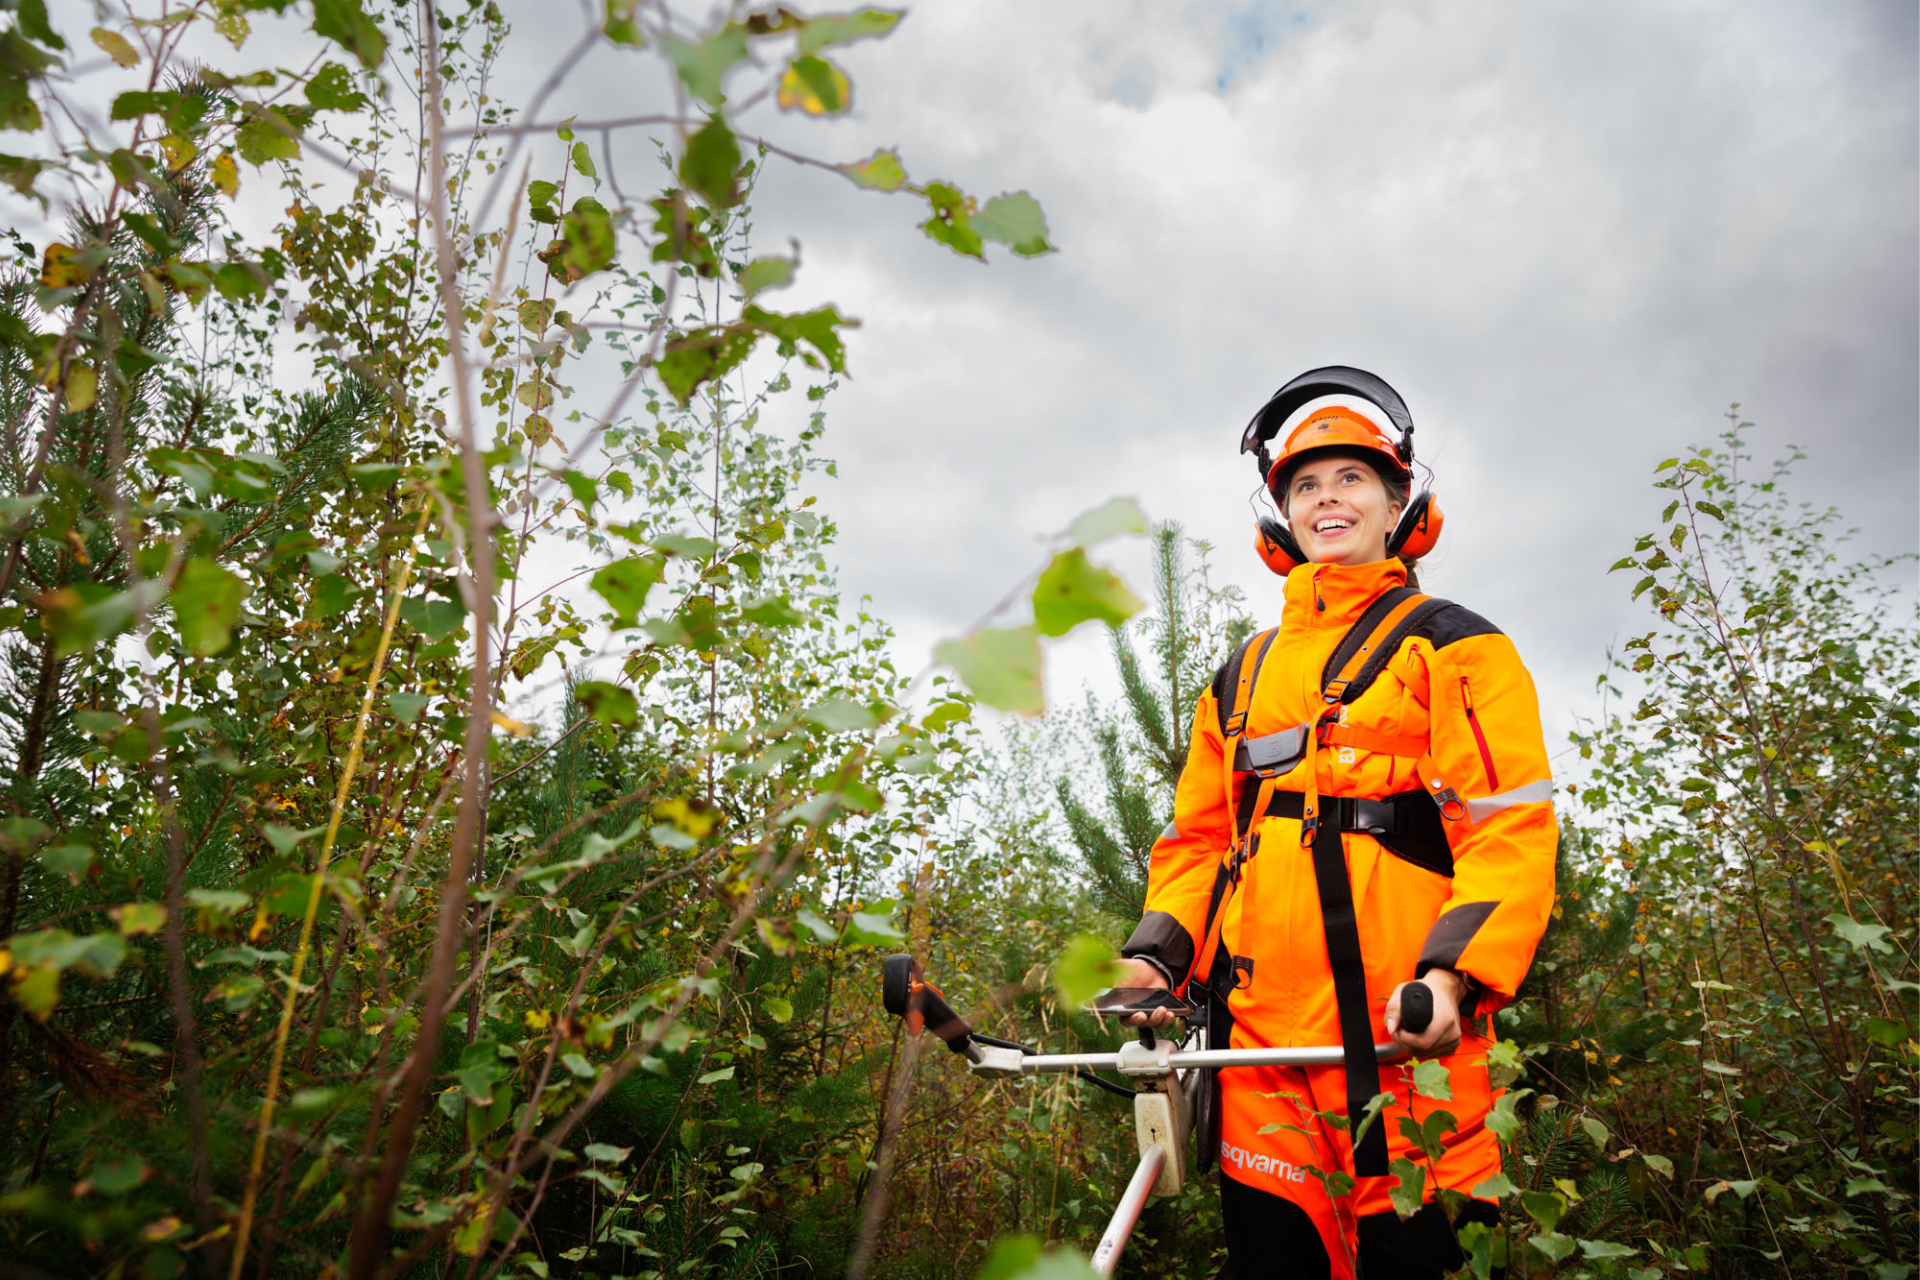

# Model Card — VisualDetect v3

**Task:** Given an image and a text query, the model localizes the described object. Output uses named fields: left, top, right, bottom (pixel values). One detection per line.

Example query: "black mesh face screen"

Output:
left=1240, top=365, right=1417, bottom=462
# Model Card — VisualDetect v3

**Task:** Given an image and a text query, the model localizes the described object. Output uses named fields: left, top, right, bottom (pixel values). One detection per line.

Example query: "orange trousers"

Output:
left=1215, top=1026, right=1503, bottom=1277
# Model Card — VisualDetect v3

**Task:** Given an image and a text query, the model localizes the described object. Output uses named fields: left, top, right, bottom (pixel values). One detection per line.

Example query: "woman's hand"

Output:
left=1386, top=969, right=1466, bottom=1057
left=1107, top=957, right=1178, bottom=1029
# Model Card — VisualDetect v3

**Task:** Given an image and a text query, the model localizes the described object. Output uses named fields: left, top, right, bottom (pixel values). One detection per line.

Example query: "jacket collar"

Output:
left=1281, top=558, right=1409, bottom=630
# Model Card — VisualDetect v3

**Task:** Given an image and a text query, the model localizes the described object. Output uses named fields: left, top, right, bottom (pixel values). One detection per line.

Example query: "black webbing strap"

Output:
left=1332, top=596, right=1454, bottom=708
left=1318, top=586, right=1418, bottom=695
left=1308, top=800, right=1390, bottom=1176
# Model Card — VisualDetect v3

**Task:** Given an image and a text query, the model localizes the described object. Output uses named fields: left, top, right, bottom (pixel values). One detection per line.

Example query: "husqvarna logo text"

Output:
left=1219, top=1141, right=1308, bottom=1181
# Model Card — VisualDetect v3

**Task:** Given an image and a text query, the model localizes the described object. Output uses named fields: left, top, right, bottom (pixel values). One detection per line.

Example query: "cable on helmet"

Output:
left=1240, top=365, right=1445, bottom=576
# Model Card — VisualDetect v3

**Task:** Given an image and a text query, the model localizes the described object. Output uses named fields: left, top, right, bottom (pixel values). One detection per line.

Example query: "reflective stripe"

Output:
left=1465, top=778, right=1553, bottom=824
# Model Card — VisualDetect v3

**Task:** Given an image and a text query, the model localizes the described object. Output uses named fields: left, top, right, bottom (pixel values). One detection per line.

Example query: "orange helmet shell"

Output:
left=1265, top=404, right=1412, bottom=494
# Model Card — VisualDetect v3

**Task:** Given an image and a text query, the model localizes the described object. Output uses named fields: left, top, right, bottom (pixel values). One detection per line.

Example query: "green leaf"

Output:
left=662, top=27, right=750, bottom=106
left=261, top=824, right=324, bottom=855
left=973, top=1234, right=1101, bottom=1280
left=1471, top=1172, right=1518, bottom=1199
left=1827, top=912, right=1894, bottom=954
left=557, top=196, right=617, bottom=279
left=841, top=148, right=907, bottom=191
left=738, top=256, right=794, bottom=300
left=763, top=996, right=794, bottom=1024
left=681, top=116, right=740, bottom=208
left=84, top=1158, right=149, bottom=1196
left=936, top=625, right=1043, bottom=715
left=570, top=140, right=597, bottom=182
left=742, top=304, right=855, bottom=373
left=1579, top=1239, right=1638, bottom=1260
left=171, top=559, right=249, bottom=655
left=37, top=844, right=93, bottom=877
left=697, top=1065, right=735, bottom=1085
left=1052, top=933, right=1117, bottom=1008
left=603, top=0, right=644, bottom=45
left=1528, top=1232, right=1575, bottom=1263
left=398, top=595, right=466, bottom=641
left=975, top=192, right=1053, bottom=257
left=590, top=556, right=663, bottom=627
left=1846, top=1177, right=1891, bottom=1197
left=305, top=62, right=367, bottom=111
left=1387, top=1156, right=1426, bottom=1220
left=920, top=181, right=982, bottom=258
left=741, top=594, right=807, bottom=627
left=389, top=691, right=430, bottom=723
left=1519, top=1189, right=1566, bottom=1233
left=842, top=910, right=904, bottom=946
left=1641, top=1152, right=1674, bottom=1177
left=796, top=8, right=902, bottom=56
left=111, top=91, right=180, bottom=121
left=1032, top=548, right=1143, bottom=637
left=237, top=115, right=300, bottom=165
left=115, top=902, right=166, bottom=936
left=921, top=700, right=971, bottom=732
left=658, top=324, right=759, bottom=405
left=12, top=964, right=59, bottom=1019
left=1067, top=497, right=1148, bottom=546
left=584, top=1142, right=631, bottom=1163
left=1411, top=1058, right=1452, bottom=1101
left=796, top=909, right=836, bottom=942
left=312, top=0, right=387, bottom=68
left=1702, top=1060, right=1741, bottom=1076
left=575, top=680, right=638, bottom=728
left=801, top=698, right=878, bottom=732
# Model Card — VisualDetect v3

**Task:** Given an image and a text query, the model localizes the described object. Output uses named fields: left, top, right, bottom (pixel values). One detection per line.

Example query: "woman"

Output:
left=1113, top=367, right=1557, bottom=1279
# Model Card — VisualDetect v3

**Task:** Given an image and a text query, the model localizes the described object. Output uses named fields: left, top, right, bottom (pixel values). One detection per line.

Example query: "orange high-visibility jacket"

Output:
left=1123, top=559, right=1557, bottom=1049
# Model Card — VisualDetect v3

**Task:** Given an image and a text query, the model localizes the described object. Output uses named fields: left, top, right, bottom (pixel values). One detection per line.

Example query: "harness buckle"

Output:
left=1299, top=810, right=1320, bottom=847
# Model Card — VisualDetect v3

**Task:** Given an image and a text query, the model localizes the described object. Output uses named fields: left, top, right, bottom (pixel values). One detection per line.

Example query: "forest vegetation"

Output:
left=0, top=2, right=1911, bottom=1278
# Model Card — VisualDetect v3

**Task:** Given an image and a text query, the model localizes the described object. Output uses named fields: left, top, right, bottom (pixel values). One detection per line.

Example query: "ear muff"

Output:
left=1387, top=489, right=1444, bottom=560
left=1254, top=515, right=1304, bottom=576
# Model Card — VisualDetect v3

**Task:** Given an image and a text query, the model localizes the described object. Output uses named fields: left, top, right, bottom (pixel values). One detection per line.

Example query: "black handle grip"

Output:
left=881, top=953, right=974, bottom=1055
left=1398, top=982, right=1433, bottom=1035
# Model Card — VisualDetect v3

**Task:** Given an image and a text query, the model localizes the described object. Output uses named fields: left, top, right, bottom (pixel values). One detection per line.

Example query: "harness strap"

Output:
left=1321, top=590, right=1431, bottom=704
left=1222, top=627, right=1279, bottom=737
left=1308, top=804, right=1391, bottom=1176
left=1319, top=722, right=1428, bottom=759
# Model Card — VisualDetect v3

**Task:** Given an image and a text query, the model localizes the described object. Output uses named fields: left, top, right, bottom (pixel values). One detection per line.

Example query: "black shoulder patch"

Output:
left=1409, top=602, right=1503, bottom=650
left=1210, top=660, right=1231, bottom=702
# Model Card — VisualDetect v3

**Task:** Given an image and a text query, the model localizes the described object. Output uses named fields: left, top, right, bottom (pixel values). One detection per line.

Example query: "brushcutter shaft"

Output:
left=1015, top=1042, right=1407, bottom=1076
left=1090, top=1143, right=1166, bottom=1277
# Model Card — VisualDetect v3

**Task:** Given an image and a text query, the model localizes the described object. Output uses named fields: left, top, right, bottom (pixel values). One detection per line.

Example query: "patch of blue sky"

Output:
left=1213, top=0, right=1326, bottom=93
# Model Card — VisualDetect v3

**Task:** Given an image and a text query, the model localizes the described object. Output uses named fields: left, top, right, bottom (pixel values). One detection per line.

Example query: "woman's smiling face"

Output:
left=1282, top=454, right=1404, bottom=567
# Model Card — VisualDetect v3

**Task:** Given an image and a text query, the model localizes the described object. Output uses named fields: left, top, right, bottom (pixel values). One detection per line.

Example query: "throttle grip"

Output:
left=1398, top=982, right=1434, bottom=1035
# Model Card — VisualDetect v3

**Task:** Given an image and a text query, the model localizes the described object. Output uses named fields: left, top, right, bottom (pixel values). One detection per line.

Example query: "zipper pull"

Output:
left=1314, top=568, right=1325, bottom=611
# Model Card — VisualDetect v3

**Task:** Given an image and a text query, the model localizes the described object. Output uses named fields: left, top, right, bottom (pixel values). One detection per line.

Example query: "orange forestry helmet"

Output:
left=1241, top=365, right=1445, bottom=576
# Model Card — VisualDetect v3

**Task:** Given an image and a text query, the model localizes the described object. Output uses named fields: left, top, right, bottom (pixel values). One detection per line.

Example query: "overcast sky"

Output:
left=41, top=0, right=1918, bottom=761
left=725, top=0, right=1919, bottom=753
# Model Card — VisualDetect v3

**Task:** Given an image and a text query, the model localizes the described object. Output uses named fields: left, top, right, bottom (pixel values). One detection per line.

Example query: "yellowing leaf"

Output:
left=114, top=902, right=166, bottom=936
left=211, top=153, right=239, bottom=197
left=91, top=27, right=141, bottom=67
left=158, top=133, right=197, bottom=171
left=63, top=364, right=98, bottom=413
left=489, top=711, right=534, bottom=737
left=40, top=243, right=89, bottom=288
left=778, top=56, right=850, bottom=114
left=840, top=148, right=906, bottom=191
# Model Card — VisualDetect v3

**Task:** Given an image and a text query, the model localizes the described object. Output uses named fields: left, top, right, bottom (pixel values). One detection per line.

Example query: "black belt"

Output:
left=1233, top=786, right=1453, bottom=877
